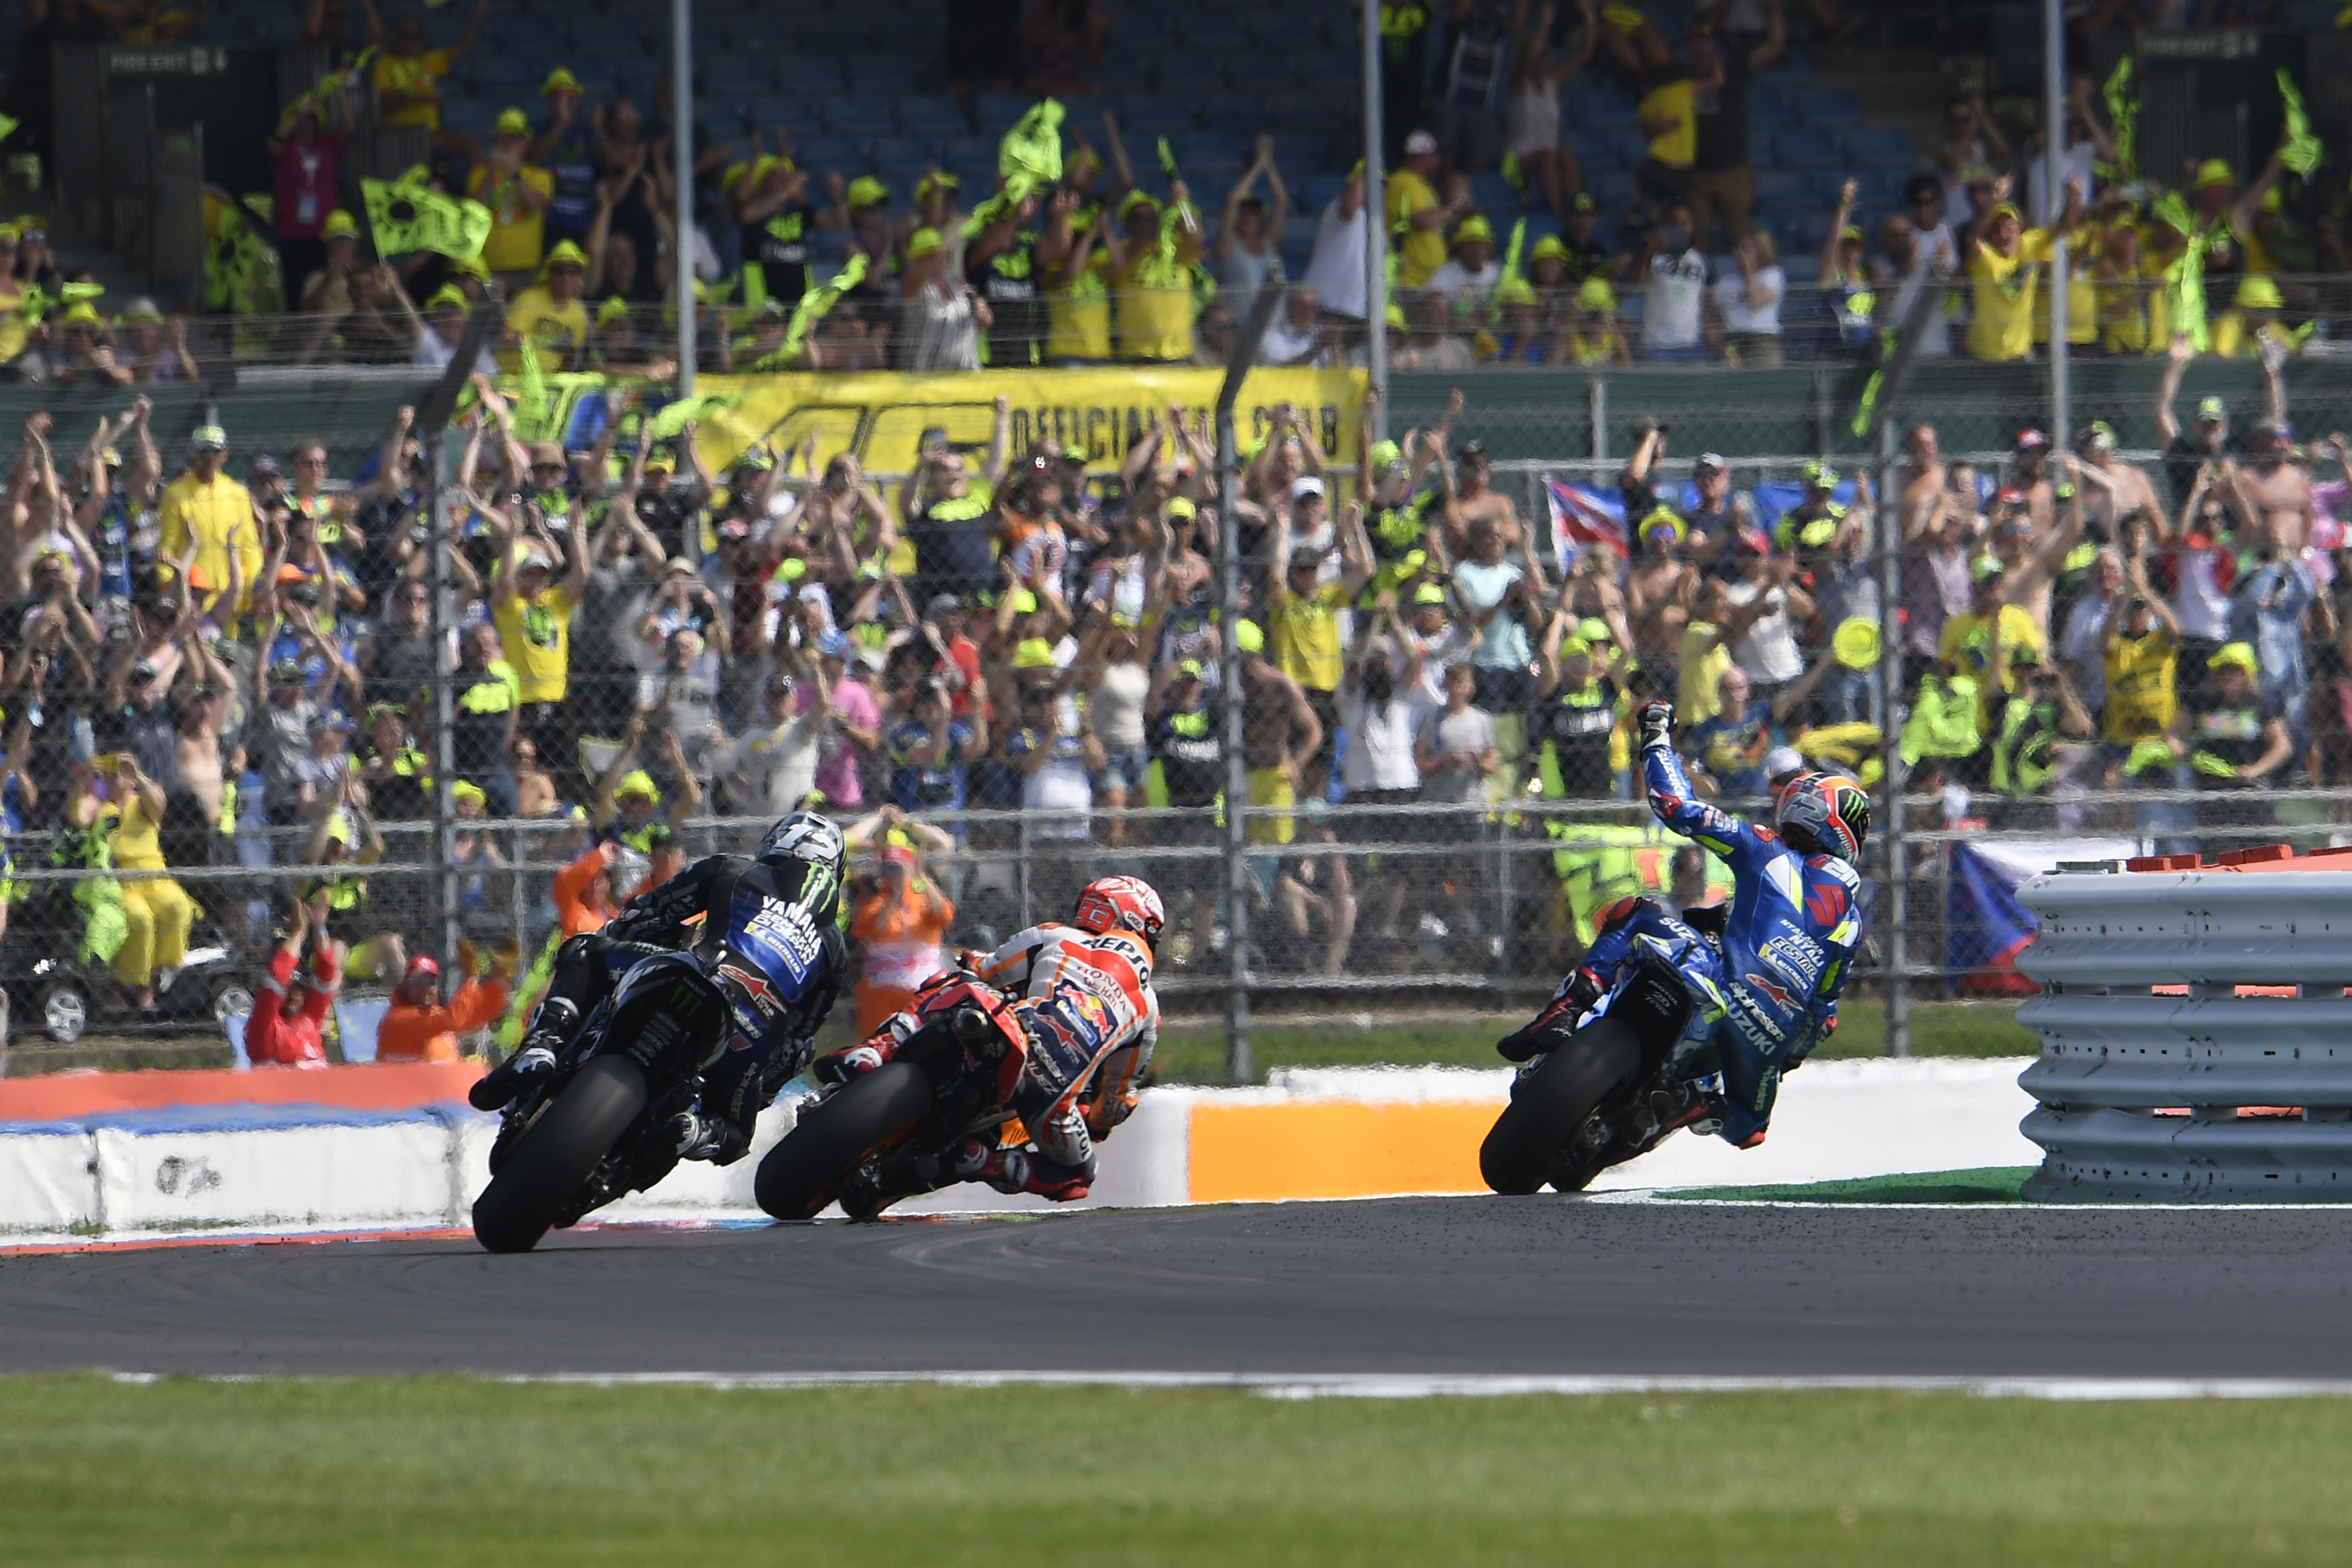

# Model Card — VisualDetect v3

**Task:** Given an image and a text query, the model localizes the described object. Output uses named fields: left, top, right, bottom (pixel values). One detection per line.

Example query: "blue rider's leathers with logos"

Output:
left=1575, top=741, right=1862, bottom=1144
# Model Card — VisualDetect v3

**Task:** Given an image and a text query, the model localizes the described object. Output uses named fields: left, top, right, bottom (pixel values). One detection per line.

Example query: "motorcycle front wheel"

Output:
left=471, top=1055, right=649, bottom=1253
left=755, top=1061, right=935, bottom=1220
left=1480, top=1019, right=1643, bottom=1195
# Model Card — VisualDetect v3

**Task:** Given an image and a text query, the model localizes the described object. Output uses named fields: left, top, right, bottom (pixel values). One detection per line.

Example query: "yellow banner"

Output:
left=688, top=366, right=1366, bottom=483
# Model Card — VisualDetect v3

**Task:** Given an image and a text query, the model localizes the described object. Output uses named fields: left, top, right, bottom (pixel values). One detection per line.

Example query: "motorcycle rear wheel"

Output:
left=755, top=1061, right=934, bottom=1220
left=471, top=1055, right=649, bottom=1253
left=1480, top=1019, right=1643, bottom=1195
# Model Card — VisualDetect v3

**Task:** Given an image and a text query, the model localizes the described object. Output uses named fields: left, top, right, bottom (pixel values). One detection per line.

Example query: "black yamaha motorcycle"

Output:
left=472, top=950, right=808, bottom=1252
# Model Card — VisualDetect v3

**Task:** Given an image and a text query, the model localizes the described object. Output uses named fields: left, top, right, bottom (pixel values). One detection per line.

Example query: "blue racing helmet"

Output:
left=756, top=811, right=845, bottom=880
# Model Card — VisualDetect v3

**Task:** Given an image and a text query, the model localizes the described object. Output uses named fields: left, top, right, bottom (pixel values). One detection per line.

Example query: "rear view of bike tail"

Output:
left=1480, top=958, right=1697, bottom=1196
left=471, top=956, right=731, bottom=1253
left=755, top=981, right=1027, bottom=1222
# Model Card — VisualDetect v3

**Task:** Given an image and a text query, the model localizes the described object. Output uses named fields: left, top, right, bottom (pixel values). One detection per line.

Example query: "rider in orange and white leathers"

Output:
left=819, top=876, right=1163, bottom=1200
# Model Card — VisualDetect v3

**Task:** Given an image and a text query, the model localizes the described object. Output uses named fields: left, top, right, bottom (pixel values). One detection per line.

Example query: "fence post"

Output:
left=1873, top=420, right=1910, bottom=1057
left=672, top=0, right=698, bottom=398
left=1494, top=805, right=1513, bottom=974
left=1216, top=278, right=1287, bottom=1085
left=509, top=825, right=529, bottom=962
left=416, top=303, right=501, bottom=1003
left=1359, top=0, right=1387, bottom=448
left=1017, top=811, right=1033, bottom=931
left=2043, top=0, right=2070, bottom=449
left=1587, top=376, right=1607, bottom=463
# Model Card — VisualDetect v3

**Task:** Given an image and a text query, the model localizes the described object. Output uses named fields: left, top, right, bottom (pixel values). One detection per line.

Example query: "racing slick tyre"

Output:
left=1480, top=1019, right=1643, bottom=1195
left=755, top=1061, right=934, bottom=1220
left=471, top=1055, right=648, bottom=1254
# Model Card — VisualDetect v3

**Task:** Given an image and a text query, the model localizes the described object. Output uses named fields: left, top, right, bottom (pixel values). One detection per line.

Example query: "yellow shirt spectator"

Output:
left=2032, top=234, right=2098, bottom=347
left=1109, top=198, right=1200, bottom=362
left=2104, top=625, right=2178, bottom=744
left=1111, top=258, right=1195, bottom=361
left=469, top=163, right=555, bottom=274
left=374, top=49, right=452, bottom=132
left=1046, top=248, right=1113, bottom=362
left=106, top=789, right=164, bottom=870
left=1938, top=602, right=2045, bottom=727
left=1966, top=223, right=2054, bottom=362
left=1272, top=582, right=1347, bottom=693
left=493, top=579, right=582, bottom=702
left=503, top=285, right=590, bottom=370
left=158, top=455, right=262, bottom=617
left=1676, top=622, right=1733, bottom=723
left=1638, top=76, right=1698, bottom=170
left=2096, top=255, right=2168, bottom=355
left=1386, top=167, right=1447, bottom=288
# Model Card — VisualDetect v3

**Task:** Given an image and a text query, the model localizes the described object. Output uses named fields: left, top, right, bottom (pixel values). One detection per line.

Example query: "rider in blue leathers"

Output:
left=1502, top=701, right=1867, bottom=1148
left=469, top=812, right=850, bottom=1164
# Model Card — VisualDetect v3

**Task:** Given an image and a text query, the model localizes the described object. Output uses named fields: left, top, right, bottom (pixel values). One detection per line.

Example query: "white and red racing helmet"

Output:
left=1071, top=876, right=1166, bottom=947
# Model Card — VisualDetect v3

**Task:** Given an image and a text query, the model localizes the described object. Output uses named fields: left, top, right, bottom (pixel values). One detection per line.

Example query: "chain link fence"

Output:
left=5, top=358, right=2349, bottom=1077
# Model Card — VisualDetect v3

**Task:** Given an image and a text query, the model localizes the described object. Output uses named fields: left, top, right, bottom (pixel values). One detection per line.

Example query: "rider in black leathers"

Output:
left=469, top=812, right=849, bottom=1165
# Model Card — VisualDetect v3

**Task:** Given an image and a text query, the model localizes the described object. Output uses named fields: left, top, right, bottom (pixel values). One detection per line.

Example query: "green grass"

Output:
left=1662, top=1167, right=2036, bottom=1204
left=1152, top=997, right=2037, bottom=1084
left=4, top=1376, right=2349, bottom=1565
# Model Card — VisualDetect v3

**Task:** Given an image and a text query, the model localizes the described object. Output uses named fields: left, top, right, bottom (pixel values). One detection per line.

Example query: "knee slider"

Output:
left=1033, top=1109, right=1095, bottom=1176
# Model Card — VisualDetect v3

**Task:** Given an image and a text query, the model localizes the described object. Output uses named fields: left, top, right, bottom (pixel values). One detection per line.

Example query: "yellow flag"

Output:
left=361, top=176, right=493, bottom=261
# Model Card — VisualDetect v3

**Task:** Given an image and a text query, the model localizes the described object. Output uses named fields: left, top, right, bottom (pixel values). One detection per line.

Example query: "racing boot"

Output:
left=811, top=1038, right=893, bottom=1085
left=1654, top=1079, right=1729, bottom=1141
left=469, top=999, right=578, bottom=1110
left=468, top=1041, right=559, bottom=1111
left=936, top=1138, right=1026, bottom=1195
left=1498, top=968, right=1602, bottom=1061
left=943, top=1140, right=1091, bottom=1202
left=669, top=1109, right=750, bottom=1166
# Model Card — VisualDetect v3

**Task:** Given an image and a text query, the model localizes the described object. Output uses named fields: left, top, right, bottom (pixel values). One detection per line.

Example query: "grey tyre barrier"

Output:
left=2015, top=858, right=2352, bottom=1203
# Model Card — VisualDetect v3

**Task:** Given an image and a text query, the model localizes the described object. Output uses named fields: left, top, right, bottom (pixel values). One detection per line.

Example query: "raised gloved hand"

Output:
left=489, top=938, right=523, bottom=980
left=1637, top=700, right=1675, bottom=750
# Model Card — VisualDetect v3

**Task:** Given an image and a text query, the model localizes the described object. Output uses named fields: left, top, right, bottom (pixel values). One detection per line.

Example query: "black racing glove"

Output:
left=1637, top=700, right=1675, bottom=750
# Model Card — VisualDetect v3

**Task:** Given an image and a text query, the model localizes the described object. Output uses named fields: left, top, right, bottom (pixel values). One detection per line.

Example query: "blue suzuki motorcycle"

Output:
left=1480, top=907, right=1734, bottom=1194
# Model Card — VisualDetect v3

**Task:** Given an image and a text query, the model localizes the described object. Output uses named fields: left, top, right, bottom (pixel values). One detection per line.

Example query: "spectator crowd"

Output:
left=0, top=0, right=2346, bottom=1031
left=6, top=1, right=2349, bottom=378
left=0, top=335, right=2340, bottom=1015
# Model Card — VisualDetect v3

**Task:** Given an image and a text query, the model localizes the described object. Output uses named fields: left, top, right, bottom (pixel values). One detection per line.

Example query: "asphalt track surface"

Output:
left=4, top=1198, right=2351, bottom=1378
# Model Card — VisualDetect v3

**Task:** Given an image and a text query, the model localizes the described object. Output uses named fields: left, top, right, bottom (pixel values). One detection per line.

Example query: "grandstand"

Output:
left=0, top=1, right=2078, bottom=315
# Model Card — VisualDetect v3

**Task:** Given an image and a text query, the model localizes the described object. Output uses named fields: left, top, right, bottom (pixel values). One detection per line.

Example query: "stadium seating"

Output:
left=161, top=0, right=1934, bottom=300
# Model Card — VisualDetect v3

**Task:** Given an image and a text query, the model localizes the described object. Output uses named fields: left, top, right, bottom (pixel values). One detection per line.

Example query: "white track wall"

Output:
left=0, top=1059, right=2042, bottom=1241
